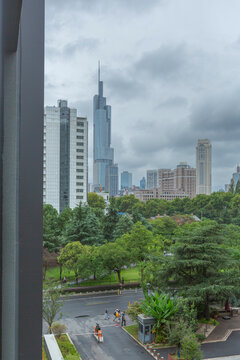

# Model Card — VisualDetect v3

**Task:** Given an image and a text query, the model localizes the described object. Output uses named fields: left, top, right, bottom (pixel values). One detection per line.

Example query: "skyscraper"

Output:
left=93, top=63, right=118, bottom=195
left=43, top=100, right=88, bottom=212
left=105, top=164, right=119, bottom=197
left=196, top=139, right=212, bottom=195
left=140, top=177, right=146, bottom=190
left=147, top=169, right=158, bottom=189
left=121, top=171, right=132, bottom=189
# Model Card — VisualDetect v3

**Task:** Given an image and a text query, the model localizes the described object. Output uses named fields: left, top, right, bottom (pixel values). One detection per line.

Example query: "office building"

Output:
left=93, top=64, right=117, bottom=192
left=105, top=163, right=119, bottom=197
left=43, top=100, right=88, bottom=212
left=232, top=166, right=240, bottom=188
left=140, top=177, right=146, bottom=190
left=0, top=1, right=44, bottom=358
left=158, top=169, right=174, bottom=192
left=174, top=162, right=196, bottom=198
left=196, top=139, right=212, bottom=195
left=147, top=169, right=158, bottom=189
left=121, top=171, right=132, bottom=189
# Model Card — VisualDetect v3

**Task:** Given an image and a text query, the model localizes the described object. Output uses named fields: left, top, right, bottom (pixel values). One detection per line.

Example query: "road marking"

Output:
left=86, top=301, right=110, bottom=306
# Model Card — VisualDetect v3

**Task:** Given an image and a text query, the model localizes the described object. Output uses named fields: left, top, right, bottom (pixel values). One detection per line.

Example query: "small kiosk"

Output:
left=137, top=314, right=156, bottom=344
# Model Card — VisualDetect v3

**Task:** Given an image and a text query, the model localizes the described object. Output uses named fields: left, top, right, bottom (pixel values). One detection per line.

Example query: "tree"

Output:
left=125, top=222, right=154, bottom=263
left=103, top=201, right=119, bottom=241
left=99, top=241, right=130, bottom=282
left=58, top=242, right=91, bottom=283
left=141, top=292, right=177, bottom=337
left=88, top=192, right=105, bottom=210
left=147, top=221, right=239, bottom=319
left=43, top=204, right=60, bottom=253
left=150, top=217, right=178, bottom=238
left=115, top=194, right=140, bottom=213
left=43, top=285, right=63, bottom=333
left=181, top=332, right=202, bottom=360
left=63, top=204, right=103, bottom=246
left=113, top=214, right=133, bottom=239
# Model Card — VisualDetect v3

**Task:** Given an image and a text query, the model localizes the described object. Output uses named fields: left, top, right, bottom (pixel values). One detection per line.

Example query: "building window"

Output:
left=76, top=162, right=84, bottom=166
left=77, top=149, right=84, bottom=153
left=77, top=189, right=83, bottom=192
left=77, top=129, right=84, bottom=133
left=77, top=176, right=84, bottom=179
left=77, top=169, right=84, bottom=173
left=77, top=195, right=84, bottom=199
left=77, top=155, right=84, bottom=159
left=76, top=182, right=83, bottom=186
left=77, top=121, right=84, bottom=127
left=77, top=142, right=84, bottom=146
left=77, top=135, right=84, bottom=139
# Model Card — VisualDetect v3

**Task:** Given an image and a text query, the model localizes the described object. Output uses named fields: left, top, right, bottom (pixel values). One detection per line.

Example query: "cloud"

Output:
left=46, top=0, right=161, bottom=14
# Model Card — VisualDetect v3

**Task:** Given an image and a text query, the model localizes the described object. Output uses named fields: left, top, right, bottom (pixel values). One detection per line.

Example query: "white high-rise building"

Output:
left=43, top=100, right=88, bottom=212
left=196, top=139, right=211, bottom=195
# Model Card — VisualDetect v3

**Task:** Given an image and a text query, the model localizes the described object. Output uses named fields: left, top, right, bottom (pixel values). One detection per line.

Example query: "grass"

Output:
left=124, top=324, right=138, bottom=340
left=42, top=340, right=47, bottom=360
left=45, top=265, right=140, bottom=287
left=55, top=334, right=80, bottom=359
left=199, top=318, right=219, bottom=326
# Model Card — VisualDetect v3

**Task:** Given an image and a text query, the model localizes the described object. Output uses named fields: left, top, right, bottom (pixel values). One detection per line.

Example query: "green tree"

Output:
left=63, top=204, right=103, bottom=246
left=43, top=204, right=60, bottom=252
left=113, top=214, right=134, bottom=239
left=181, top=332, right=202, bottom=360
left=58, top=242, right=91, bottom=283
left=126, top=222, right=154, bottom=263
left=150, top=217, right=178, bottom=238
left=43, top=285, right=63, bottom=334
left=115, top=194, right=140, bottom=213
left=141, top=292, right=177, bottom=337
left=88, top=192, right=105, bottom=209
left=103, top=201, right=119, bottom=241
left=147, top=221, right=238, bottom=319
left=58, top=206, right=73, bottom=232
left=99, top=241, right=130, bottom=282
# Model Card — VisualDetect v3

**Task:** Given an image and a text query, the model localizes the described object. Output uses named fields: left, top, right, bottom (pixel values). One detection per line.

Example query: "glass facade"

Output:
left=93, top=69, right=115, bottom=190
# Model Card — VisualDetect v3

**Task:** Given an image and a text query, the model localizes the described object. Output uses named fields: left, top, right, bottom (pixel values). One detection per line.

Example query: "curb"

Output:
left=122, top=326, right=174, bottom=359
left=203, top=328, right=240, bottom=344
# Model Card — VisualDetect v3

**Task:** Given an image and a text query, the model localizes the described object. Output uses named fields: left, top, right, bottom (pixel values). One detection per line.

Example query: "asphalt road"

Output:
left=43, top=290, right=240, bottom=360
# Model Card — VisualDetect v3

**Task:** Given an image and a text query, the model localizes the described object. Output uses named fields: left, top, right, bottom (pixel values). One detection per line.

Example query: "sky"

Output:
left=45, top=0, right=240, bottom=190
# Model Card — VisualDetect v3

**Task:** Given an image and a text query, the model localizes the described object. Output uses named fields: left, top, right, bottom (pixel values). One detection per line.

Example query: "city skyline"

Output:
left=45, top=0, right=240, bottom=190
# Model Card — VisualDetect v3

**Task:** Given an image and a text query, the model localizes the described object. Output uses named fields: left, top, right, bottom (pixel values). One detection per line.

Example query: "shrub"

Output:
left=51, top=322, right=67, bottom=335
left=196, top=333, right=206, bottom=342
left=56, top=335, right=79, bottom=358
left=181, top=333, right=202, bottom=360
left=126, top=301, right=142, bottom=321
left=65, top=355, right=80, bottom=360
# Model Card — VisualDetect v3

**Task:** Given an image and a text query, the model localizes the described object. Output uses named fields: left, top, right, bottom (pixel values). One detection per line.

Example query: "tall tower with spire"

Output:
left=93, top=63, right=118, bottom=194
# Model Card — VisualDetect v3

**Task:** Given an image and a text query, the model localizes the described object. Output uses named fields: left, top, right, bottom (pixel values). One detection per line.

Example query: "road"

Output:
left=43, top=290, right=240, bottom=360
left=43, top=289, right=153, bottom=360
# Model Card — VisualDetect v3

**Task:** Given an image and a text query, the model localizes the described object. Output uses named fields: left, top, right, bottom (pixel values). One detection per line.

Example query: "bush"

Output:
left=126, top=301, right=142, bottom=321
left=199, top=318, right=219, bottom=326
left=65, top=355, right=80, bottom=360
left=196, top=333, right=206, bottom=342
left=181, top=333, right=202, bottom=360
left=55, top=335, right=79, bottom=358
left=51, top=322, right=67, bottom=335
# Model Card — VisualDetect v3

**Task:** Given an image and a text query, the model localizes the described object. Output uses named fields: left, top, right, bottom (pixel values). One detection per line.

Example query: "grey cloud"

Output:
left=105, top=70, right=147, bottom=102
left=134, top=44, right=188, bottom=81
left=190, top=90, right=240, bottom=141
left=158, top=96, right=188, bottom=109
left=46, top=0, right=160, bottom=14
left=46, top=37, right=99, bottom=60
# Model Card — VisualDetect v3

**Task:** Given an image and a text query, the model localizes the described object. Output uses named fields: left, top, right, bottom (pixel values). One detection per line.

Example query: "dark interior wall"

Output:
left=0, top=0, right=44, bottom=359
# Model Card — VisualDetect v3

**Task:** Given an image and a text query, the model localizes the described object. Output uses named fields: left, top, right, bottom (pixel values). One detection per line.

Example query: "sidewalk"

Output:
left=204, top=315, right=240, bottom=342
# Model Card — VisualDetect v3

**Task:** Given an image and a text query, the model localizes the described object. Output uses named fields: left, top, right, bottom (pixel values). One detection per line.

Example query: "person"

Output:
left=104, top=308, right=109, bottom=320
left=113, top=309, right=120, bottom=321
left=121, top=311, right=126, bottom=326
left=95, top=323, right=101, bottom=335
left=63, top=275, right=67, bottom=284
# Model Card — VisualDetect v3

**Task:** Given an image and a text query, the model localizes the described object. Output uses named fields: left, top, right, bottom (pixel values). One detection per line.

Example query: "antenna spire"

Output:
left=98, top=60, right=100, bottom=83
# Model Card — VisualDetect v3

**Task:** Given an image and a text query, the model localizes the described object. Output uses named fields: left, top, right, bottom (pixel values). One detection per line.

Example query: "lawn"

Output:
left=55, top=334, right=81, bottom=359
left=45, top=265, right=140, bottom=287
left=124, top=324, right=138, bottom=340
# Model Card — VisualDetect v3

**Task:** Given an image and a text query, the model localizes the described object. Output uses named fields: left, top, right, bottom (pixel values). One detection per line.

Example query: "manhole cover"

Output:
left=75, top=315, right=89, bottom=318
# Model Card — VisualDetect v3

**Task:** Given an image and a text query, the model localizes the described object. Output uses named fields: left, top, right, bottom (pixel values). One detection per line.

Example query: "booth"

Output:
left=138, top=314, right=156, bottom=344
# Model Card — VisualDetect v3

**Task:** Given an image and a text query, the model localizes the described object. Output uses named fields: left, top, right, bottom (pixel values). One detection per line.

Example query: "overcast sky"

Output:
left=45, top=0, right=240, bottom=190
